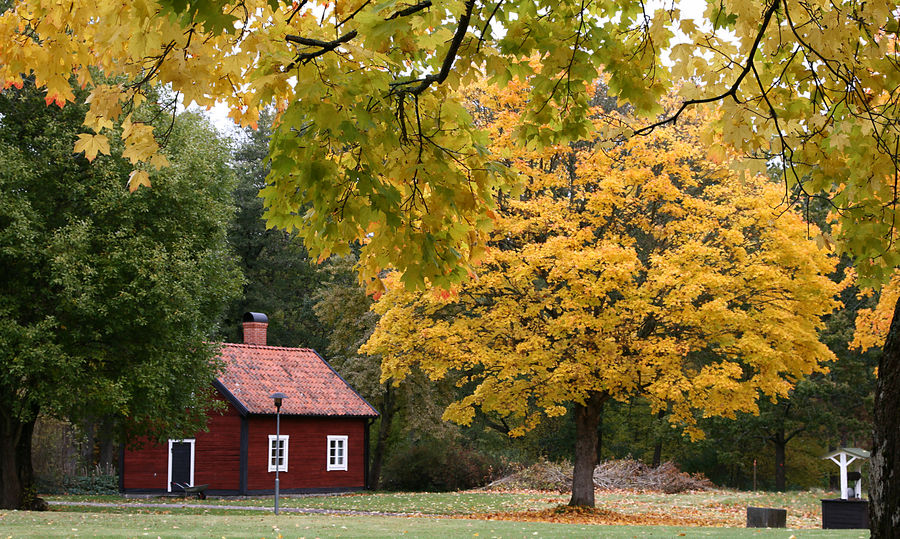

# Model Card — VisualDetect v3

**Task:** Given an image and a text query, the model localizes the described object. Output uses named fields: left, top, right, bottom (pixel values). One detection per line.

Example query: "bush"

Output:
left=381, top=439, right=497, bottom=491
left=36, top=469, right=118, bottom=495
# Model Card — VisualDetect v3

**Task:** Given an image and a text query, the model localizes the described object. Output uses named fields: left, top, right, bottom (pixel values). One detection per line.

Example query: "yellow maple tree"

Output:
left=852, top=272, right=900, bottom=353
left=362, top=81, right=843, bottom=506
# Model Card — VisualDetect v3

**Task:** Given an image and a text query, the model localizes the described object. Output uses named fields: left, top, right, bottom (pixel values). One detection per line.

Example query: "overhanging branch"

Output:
left=284, top=1, right=435, bottom=71
left=633, top=0, right=781, bottom=136
left=389, top=0, right=476, bottom=97
left=386, top=0, right=432, bottom=20
left=284, top=30, right=358, bottom=69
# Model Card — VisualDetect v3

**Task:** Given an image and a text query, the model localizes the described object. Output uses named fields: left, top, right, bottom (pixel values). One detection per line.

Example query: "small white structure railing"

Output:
left=822, top=447, right=869, bottom=500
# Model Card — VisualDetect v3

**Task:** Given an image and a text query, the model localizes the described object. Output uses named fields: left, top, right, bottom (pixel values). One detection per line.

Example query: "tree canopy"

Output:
left=4, top=0, right=900, bottom=285
left=361, top=83, right=842, bottom=505
left=220, top=109, right=331, bottom=349
left=0, top=81, right=241, bottom=508
left=853, top=274, right=900, bottom=352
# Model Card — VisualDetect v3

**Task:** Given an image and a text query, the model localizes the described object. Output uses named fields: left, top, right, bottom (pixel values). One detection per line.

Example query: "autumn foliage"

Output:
left=853, top=273, right=900, bottom=352
left=362, top=81, right=842, bottom=502
left=365, top=81, right=840, bottom=432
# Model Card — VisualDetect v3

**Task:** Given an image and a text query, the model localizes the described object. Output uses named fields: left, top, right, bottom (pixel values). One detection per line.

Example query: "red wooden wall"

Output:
left=122, top=439, right=168, bottom=491
left=246, top=416, right=366, bottom=491
left=122, top=395, right=368, bottom=492
left=195, top=399, right=242, bottom=490
left=122, top=396, right=242, bottom=492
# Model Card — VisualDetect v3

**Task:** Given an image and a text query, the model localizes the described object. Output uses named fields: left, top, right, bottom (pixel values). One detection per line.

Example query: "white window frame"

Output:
left=327, top=435, right=348, bottom=471
left=268, top=434, right=290, bottom=472
left=166, top=438, right=196, bottom=493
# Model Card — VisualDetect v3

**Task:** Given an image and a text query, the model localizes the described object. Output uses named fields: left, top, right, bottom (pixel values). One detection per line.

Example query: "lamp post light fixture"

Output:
left=270, top=392, right=288, bottom=515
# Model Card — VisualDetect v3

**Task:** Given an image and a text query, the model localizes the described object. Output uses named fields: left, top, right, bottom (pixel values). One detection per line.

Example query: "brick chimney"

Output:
left=242, top=312, right=268, bottom=346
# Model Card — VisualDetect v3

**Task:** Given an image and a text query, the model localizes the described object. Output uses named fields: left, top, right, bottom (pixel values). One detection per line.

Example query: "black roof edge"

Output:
left=212, top=378, right=249, bottom=417
left=311, top=349, right=380, bottom=418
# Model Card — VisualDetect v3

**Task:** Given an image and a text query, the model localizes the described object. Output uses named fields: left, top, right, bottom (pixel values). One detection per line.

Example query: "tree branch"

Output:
left=633, top=0, right=781, bottom=137
left=386, top=0, right=432, bottom=21
left=337, top=0, right=370, bottom=26
left=285, top=1, right=434, bottom=70
left=286, top=0, right=308, bottom=24
left=784, top=425, right=806, bottom=444
left=285, top=30, right=358, bottom=50
left=476, top=0, right=504, bottom=53
left=283, top=30, right=358, bottom=70
left=390, top=0, right=475, bottom=96
left=480, top=414, right=511, bottom=434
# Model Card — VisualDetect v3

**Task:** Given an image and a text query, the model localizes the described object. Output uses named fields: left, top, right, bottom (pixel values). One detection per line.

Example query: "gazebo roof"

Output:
left=821, top=448, right=870, bottom=460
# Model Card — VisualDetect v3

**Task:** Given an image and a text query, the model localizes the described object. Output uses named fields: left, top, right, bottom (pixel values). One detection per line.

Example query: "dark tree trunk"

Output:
left=870, top=295, right=900, bottom=538
left=80, top=418, right=96, bottom=469
left=98, top=416, right=116, bottom=471
left=651, top=409, right=665, bottom=468
left=369, top=384, right=395, bottom=490
left=569, top=391, right=607, bottom=507
left=0, top=412, right=38, bottom=510
left=773, top=429, right=786, bottom=491
left=595, top=403, right=604, bottom=464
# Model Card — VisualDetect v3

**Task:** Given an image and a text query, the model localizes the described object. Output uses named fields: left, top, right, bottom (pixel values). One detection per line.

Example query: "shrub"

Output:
left=36, top=467, right=118, bottom=495
left=381, top=439, right=496, bottom=491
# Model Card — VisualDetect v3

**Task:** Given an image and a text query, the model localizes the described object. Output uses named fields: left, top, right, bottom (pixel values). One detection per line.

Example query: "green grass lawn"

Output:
left=44, top=488, right=832, bottom=527
left=45, top=491, right=567, bottom=515
left=0, top=510, right=869, bottom=538
left=20, top=489, right=869, bottom=538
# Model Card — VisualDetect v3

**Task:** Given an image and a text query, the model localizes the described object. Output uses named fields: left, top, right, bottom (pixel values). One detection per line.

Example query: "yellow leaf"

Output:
left=73, top=134, right=110, bottom=162
left=149, top=153, right=170, bottom=170
left=128, top=170, right=151, bottom=192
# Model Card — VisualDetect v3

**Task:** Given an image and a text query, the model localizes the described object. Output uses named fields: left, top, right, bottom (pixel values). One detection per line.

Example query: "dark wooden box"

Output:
left=821, top=499, right=869, bottom=529
left=746, top=506, right=787, bottom=528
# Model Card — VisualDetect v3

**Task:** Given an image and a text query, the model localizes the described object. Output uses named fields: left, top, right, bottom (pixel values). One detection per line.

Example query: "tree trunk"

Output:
left=97, top=416, right=116, bottom=472
left=595, top=403, right=604, bottom=464
left=369, top=384, right=395, bottom=490
left=870, top=295, right=900, bottom=538
left=651, top=409, right=665, bottom=468
left=80, top=418, right=96, bottom=469
left=569, top=391, right=607, bottom=507
left=0, top=412, right=38, bottom=510
left=773, top=429, right=786, bottom=491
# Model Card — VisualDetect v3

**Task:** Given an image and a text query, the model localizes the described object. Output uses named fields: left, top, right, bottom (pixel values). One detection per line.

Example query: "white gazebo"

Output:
left=822, top=448, right=870, bottom=500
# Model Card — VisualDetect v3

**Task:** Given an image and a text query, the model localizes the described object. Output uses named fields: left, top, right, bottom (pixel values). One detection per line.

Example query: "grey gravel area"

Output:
left=48, top=500, right=417, bottom=517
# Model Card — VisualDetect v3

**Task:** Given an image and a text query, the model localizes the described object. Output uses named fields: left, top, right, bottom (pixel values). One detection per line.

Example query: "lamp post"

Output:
left=271, top=392, right=288, bottom=515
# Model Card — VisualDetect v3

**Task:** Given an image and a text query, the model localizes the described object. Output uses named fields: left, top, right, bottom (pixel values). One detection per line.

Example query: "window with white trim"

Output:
left=327, top=435, right=348, bottom=471
left=268, top=434, right=289, bottom=472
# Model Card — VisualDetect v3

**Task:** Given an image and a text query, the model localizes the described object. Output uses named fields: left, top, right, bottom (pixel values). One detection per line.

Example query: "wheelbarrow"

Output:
left=172, top=482, right=209, bottom=499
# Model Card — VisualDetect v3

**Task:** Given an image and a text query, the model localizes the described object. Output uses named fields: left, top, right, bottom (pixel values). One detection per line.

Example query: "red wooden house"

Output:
left=120, top=313, right=379, bottom=496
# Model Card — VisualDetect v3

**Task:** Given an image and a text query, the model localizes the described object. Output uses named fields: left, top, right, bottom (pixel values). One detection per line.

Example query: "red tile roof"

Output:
left=215, top=343, right=378, bottom=417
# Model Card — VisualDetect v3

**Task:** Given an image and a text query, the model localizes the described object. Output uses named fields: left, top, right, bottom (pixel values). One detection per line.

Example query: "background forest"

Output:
left=25, top=90, right=877, bottom=498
